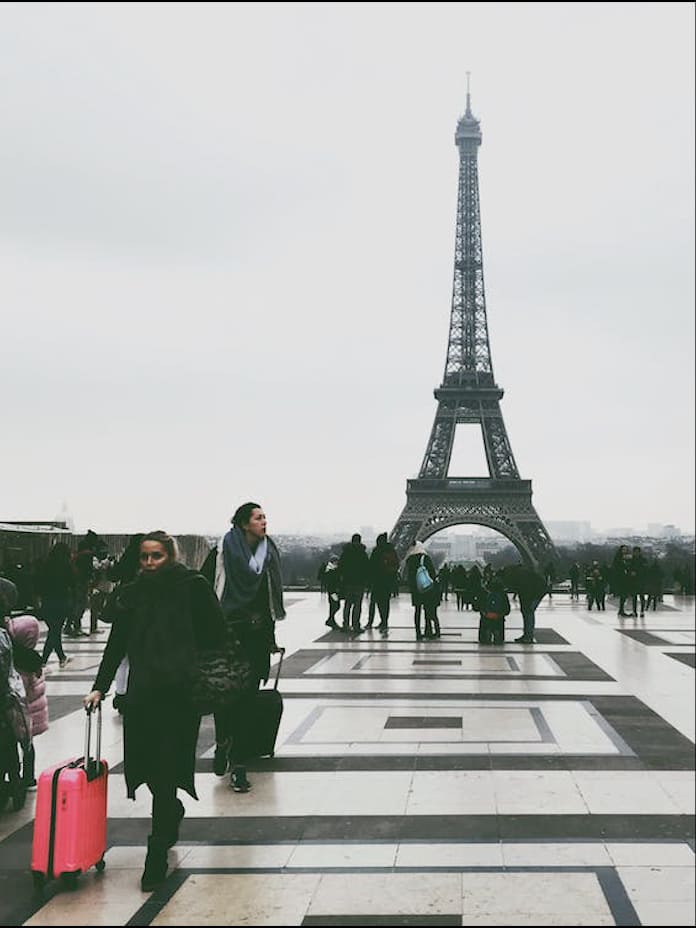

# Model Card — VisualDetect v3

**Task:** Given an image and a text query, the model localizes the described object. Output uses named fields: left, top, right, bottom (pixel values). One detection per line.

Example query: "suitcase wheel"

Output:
left=60, top=871, right=79, bottom=891
left=96, top=858, right=106, bottom=873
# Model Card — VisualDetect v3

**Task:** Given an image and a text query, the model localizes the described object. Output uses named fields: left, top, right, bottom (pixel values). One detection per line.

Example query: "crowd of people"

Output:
left=317, top=538, right=549, bottom=646
left=0, top=521, right=689, bottom=895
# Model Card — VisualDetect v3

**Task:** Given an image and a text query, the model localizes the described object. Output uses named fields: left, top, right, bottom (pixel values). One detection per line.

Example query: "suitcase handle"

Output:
left=267, top=647, right=285, bottom=690
left=83, top=702, right=102, bottom=780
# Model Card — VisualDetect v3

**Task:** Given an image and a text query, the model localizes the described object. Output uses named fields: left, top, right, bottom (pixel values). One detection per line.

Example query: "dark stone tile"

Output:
left=551, top=653, right=615, bottom=682
left=589, top=696, right=695, bottom=770
left=617, top=630, right=669, bottom=646
left=595, top=868, right=641, bottom=926
left=385, top=717, right=462, bottom=729
left=411, top=661, right=462, bottom=666
left=497, top=814, right=694, bottom=840
left=665, top=652, right=695, bottom=668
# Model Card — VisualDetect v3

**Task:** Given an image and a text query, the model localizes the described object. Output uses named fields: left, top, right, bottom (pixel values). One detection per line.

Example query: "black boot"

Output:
left=163, top=799, right=185, bottom=849
left=213, top=742, right=229, bottom=777
left=140, top=836, right=168, bottom=892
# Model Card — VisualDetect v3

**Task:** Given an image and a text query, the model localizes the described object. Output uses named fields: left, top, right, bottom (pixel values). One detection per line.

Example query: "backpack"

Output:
left=483, top=589, right=508, bottom=619
left=415, top=555, right=434, bottom=594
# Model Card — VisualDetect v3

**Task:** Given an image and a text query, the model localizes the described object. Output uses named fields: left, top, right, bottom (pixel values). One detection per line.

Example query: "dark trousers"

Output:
left=414, top=601, right=439, bottom=638
left=342, top=588, right=364, bottom=631
left=40, top=598, right=70, bottom=662
left=68, top=582, right=89, bottom=633
left=147, top=781, right=180, bottom=840
left=519, top=595, right=543, bottom=639
left=478, top=615, right=505, bottom=644
left=372, top=589, right=391, bottom=628
left=326, top=595, right=341, bottom=625
left=213, top=675, right=262, bottom=766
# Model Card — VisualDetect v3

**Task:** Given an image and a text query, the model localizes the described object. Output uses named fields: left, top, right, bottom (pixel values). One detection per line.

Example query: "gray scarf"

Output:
left=220, top=525, right=285, bottom=621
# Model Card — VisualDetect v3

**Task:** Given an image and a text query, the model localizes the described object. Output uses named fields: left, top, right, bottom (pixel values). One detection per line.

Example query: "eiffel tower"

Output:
left=390, top=83, right=556, bottom=570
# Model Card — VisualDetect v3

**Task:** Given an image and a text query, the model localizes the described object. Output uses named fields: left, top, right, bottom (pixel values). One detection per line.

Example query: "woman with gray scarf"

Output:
left=213, top=502, right=285, bottom=792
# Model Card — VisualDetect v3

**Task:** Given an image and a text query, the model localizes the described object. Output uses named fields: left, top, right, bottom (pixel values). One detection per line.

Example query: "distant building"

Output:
left=545, top=521, right=593, bottom=543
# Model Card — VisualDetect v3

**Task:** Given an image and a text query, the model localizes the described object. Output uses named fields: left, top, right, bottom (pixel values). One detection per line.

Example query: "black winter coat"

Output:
left=406, top=553, right=439, bottom=607
left=93, top=563, right=224, bottom=799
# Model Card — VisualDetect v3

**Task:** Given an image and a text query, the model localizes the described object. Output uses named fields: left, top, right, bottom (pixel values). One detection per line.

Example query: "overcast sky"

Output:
left=1, top=1, right=694, bottom=539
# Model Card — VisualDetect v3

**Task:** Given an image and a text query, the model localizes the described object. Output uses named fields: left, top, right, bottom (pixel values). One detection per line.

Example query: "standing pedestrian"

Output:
left=404, top=541, right=440, bottom=640
left=338, top=534, right=370, bottom=635
left=506, top=565, right=547, bottom=644
left=211, top=502, right=285, bottom=793
left=366, top=533, right=400, bottom=634
left=323, top=555, right=342, bottom=629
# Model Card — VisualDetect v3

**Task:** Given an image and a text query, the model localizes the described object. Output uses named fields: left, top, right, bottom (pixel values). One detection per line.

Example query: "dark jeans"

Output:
left=327, top=595, right=341, bottom=624
left=478, top=615, right=505, bottom=644
left=414, top=601, right=439, bottom=638
left=372, top=588, right=391, bottom=627
left=40, top=596, right=71, bottom=662
left=519, top=595, right=543, bottom=639
left=147, top=781, right=181, bottom=840
left=342, top=588, right=364, bottom=631
left=68, top=582, right=89, bottom=633
left=214, top=675, right=262, bottom=767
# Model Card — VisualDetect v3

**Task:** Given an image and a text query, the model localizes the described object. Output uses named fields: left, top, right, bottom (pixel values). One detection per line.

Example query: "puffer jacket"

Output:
left=6, top=615, right=49, bottom=737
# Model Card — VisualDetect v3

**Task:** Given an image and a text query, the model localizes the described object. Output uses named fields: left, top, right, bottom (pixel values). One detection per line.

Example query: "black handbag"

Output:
left=192, top=645, right=253, bottom=715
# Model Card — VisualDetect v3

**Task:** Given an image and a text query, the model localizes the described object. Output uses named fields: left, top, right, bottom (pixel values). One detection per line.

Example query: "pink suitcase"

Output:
left=31, top=704, right=108, bottom=891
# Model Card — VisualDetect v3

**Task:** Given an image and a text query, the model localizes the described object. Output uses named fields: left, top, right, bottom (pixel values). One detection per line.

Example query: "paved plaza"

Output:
left=0, top=591, right=694, bottom=926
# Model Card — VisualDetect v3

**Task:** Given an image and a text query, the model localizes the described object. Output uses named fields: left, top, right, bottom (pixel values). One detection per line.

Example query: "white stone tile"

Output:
left=379, top=727, right=463, bottom=743
left=417, top=741, right=492, bottom=754
left=617, top=866, right=696, bottom=902
left=287, top=842, right=397, bottom=868
left=319, top=771, right=412, bottom=815
left=489, top=742, right=560, bottom=754
left=182, top=844, right=295, bottom=868
left=307, top=871, right=462, bottom=915
left=460, top=871, right=614, bottom=926
left=501, top=841, right=611, bottom=867
left=24, top=868, right=146, bottom=925
left=406, top=771, right=496, bottom=815
left=652, top=772, right=696, bottom=812
left=395, top=842, right=504, bottom=868
left=572, top=771, right=686, bottom=814
left=492, top=771, right=589, bottom=815
left=151, top=873, right=320, bottom=926
left=626, top=901, right=696, bottom=927
left=606, top=842, right=696, bottom=866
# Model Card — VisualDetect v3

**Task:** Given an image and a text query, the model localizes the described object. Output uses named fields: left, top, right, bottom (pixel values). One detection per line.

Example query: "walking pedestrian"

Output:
left=37, top=543, right=75, bottom=668
left=83, top=530, right=226, bottom=892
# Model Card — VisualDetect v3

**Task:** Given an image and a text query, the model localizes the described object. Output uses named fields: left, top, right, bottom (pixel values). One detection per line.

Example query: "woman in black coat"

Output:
left=84, top=530, right=225, bottom=892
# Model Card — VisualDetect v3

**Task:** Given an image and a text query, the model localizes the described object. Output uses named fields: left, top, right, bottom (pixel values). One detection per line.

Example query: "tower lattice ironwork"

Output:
left=390, top=85, right=556, bottom=569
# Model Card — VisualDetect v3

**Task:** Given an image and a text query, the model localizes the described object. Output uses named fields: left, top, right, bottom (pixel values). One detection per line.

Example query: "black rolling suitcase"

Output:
left=248, top=648, right=285, bottom=758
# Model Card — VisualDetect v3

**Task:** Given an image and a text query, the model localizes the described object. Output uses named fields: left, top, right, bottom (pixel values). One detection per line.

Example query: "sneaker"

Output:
left=59, top=656, right=72, bottom=668
left=213, top=744, right=229, bottom=777
left=230, top=768, right=252, bottom=793
left=514, top=636, right=533, bottom=644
